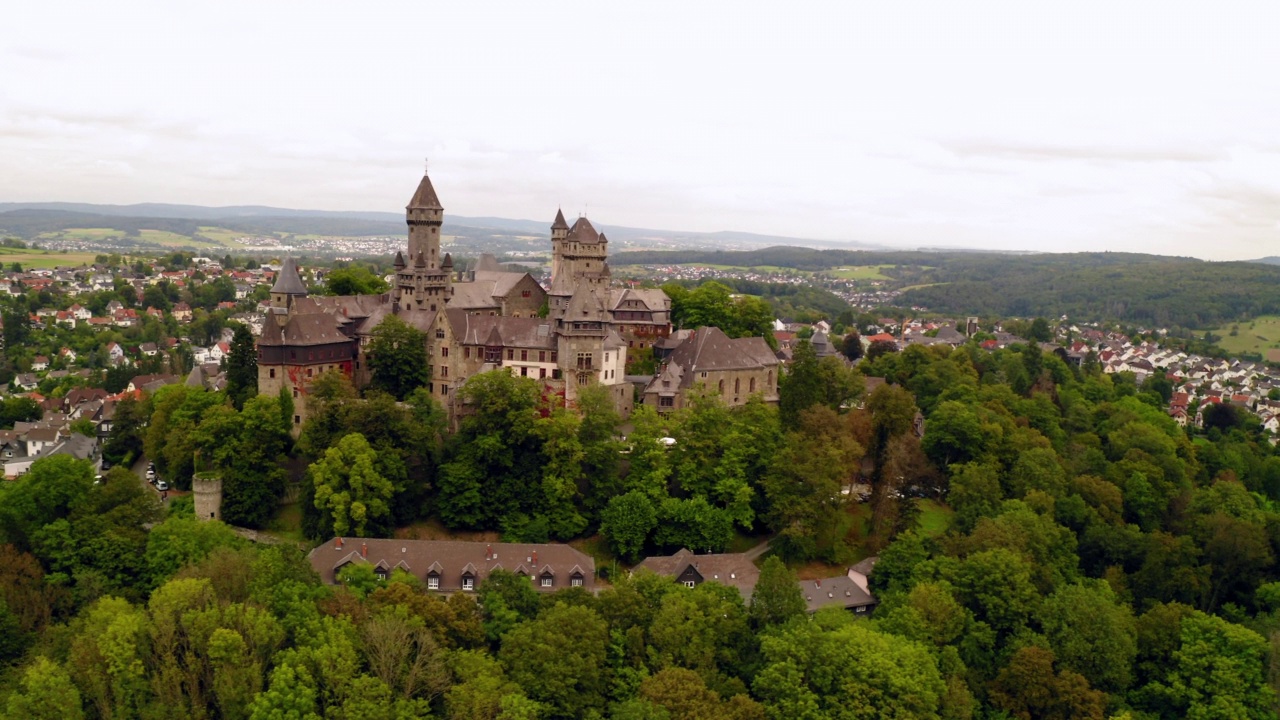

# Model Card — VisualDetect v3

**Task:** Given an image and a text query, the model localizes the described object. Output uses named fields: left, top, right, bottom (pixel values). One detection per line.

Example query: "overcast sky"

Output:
left=2, top=2, right=1279, bottom=260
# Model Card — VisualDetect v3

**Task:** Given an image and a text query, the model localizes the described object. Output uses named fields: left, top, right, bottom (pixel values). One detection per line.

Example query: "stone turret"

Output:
left=193, top=471, right=223, bottom=522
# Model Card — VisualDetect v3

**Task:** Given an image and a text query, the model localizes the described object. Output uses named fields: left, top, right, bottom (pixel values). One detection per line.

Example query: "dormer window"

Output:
left=462, top=575, right=475, bottom=591
left=427, top=574, right=439, bottom=590
left=540, top=574, right=553, bottom=588
left=571, top=574, right=584, bottom=587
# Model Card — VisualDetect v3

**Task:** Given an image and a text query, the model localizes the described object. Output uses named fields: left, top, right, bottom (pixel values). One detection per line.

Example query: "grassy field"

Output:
left=0, top=249, right=100, bottom=268
left=1210, top=316, right=1280, bottom=357
left=828, top=265, right=895, bottom=280
left=916, top=499, right=954, bottom=537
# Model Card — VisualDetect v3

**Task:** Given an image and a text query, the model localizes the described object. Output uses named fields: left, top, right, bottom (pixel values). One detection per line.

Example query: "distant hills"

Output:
left=1247, top=256, right=1280, bottom=266
left=0, top=201, right=882, bottom=253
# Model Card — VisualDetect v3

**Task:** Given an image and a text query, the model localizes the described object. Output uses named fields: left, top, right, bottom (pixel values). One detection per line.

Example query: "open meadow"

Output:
left=1209, top=315, right=1280, bottom=358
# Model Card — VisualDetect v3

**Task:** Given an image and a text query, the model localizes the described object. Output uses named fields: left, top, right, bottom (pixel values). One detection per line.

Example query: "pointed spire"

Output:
left=407, top=173, right=443, bottom=210
left=271, top=257, right=308, bottom=296
left=414, top=251, right=427, bottom=268
left=393, top=250, right=406, bottom=269
left=552, top=208, right=569, bottom=230
left=441, top=253, right=453, bottom=269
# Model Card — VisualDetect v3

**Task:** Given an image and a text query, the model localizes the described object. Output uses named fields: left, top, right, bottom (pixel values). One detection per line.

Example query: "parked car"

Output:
left=155, top=480, right=169, bottom=492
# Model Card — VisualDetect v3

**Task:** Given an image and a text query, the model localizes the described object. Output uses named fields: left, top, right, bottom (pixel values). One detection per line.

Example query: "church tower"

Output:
left=396, top=172, right=453, bottom=311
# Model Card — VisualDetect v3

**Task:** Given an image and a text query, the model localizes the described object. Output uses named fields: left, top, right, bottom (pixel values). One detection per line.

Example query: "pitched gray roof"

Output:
left=407, top=173, right=443, bottom=209
left=634, top=548, right=760, bottom=598
left=308, top=539, right=593, bottom=591
left=271, top=258, right=308, bottom=296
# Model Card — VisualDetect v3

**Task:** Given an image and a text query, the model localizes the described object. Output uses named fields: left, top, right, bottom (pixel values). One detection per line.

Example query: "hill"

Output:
left=614, top=247, right=1280, bottom=328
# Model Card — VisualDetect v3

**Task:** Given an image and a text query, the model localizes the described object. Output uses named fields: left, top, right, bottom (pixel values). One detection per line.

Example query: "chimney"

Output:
left=486, top=544, right=492, bottom=561
left=335, top=537, right=343, bottom=550
left=532, top=550, right=538, bottom=567
left=361, top=542, right=368, bottom=559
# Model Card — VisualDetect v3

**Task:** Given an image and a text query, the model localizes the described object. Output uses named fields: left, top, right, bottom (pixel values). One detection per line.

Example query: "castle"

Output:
left=257, top=172, right=672, bottom=428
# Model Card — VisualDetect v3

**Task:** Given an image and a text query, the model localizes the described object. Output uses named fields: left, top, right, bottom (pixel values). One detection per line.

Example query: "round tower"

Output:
left=193, top=472, right=223, bottom=522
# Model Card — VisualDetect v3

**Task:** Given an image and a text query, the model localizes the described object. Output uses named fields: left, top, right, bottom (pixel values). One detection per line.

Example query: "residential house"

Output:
left=172, top=302, right=193, bottom=322
left=307, top=538, right=595, bottom=592
left=633, top=548, right=759, bottom=599
left=31, top=356, right=49, bottom=372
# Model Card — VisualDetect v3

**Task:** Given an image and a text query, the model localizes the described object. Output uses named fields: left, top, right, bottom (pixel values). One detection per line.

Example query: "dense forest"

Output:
left=615, top=247, right=1280, bottom=328
left=4, top=337, right=1280, bottom=718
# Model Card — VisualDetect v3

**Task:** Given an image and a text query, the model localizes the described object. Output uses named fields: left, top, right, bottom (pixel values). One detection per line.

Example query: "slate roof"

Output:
left=634, top=548, right=759, bottom=598
left=449, top=271, right=533, bottom=310
left=308, top=538, right=594, bottom=590
left=446, top=310, right=556, bottom=348
left=271, top=258, right=308, bottom=296
left=564, top=286, right=609, bottom=323
left=258, top=312, right=353, bottom=348
left=407, top=173, right=443, bottom=209
left=552, top=209, right=569, bottom=230
left=667, top=326, right=779, bottom=378
left=801, top=575, right=876, bottom=613
left=565, top=216, right=601, bottom=244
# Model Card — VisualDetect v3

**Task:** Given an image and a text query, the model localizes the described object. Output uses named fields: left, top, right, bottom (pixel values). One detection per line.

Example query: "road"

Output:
left=130, top=455, right=188, bottom=505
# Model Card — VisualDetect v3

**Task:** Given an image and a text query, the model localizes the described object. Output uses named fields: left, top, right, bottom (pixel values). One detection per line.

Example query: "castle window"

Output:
left=442, top=386, right=449, bottom=395
left=522, top=290, right=531, bottom=298
left=750, top=378, right=756, bottom=392
left=735, top=378, right=740, bottom=394
left=465, top=347, right=471, bottom=359
left=294, top=415, right=300, bottom=425
left=718, top=380, right=724, bottom=394
left=539, top=351, right=545, bottom=362
left=441, top=347, right=449, bottom=357
left=551, top=351, right=558, bottom=362
left=436, top=329, right=445, bottom=339
left=521, top=350, right=528, bottom=361
left=507, top=349, right=514, bottom=360
left=553, top=369, right=562, bottom=380
left=660, top=396, right=674, bottom=408
left=270, top=368, right=276, bottom=378
left=540, top=368, right=546, bottom=379
left=293, top=388, right=298, bottom=398
left=521, top=367, right=528, bottom=377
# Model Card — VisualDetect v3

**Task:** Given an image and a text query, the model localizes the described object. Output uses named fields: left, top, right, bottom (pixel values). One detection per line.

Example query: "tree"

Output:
left=438, top=371, right=544, bottom=530
left=323, top=266, right=390, bottom=296
left=841, top=332, right=864, bottom=361
left=601, top=491, right=658, bottom=562
left=638, top=667, right=766, bottom=720
left=225, top=323, right=258, bottom=409
left=749, top=556, right=805, bottom=629
left=310, top=433, right=394, bottom=537
left=5, top=656, right=85, bottom=720
left=367, top=315, right=429, bottom=401
left=1027, top=317, right=1053, bottom=343
left=499, top=602, right=611, bottom=719
left=987, top=646, right=1106, bottom=720
left=753, top=616, right=946, bottom=719
left=1038, top=580, right=1137, bottom=693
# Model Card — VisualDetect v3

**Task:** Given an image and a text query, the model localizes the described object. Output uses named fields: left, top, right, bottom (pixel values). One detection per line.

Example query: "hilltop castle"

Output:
left=257, top=172, right=672, bottom=428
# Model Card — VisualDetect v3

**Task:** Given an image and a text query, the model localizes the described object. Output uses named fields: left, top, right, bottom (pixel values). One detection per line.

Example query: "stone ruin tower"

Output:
left=193, top=472, right=223, bottom=522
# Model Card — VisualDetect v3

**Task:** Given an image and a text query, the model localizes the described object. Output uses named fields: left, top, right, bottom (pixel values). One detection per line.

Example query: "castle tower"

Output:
left=397, top=172, right=452, bottom=311
left=193, top=472, right=223, bottom=522
left=549, top=215, right=610, bottom=319
left=269, top=257, right=308, bottom=324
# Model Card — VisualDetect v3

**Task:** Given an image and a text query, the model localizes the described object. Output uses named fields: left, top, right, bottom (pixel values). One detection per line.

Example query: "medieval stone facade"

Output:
left=257, top=172, right=655, bottom=429
left=641, top=326, right=780, bottom=413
